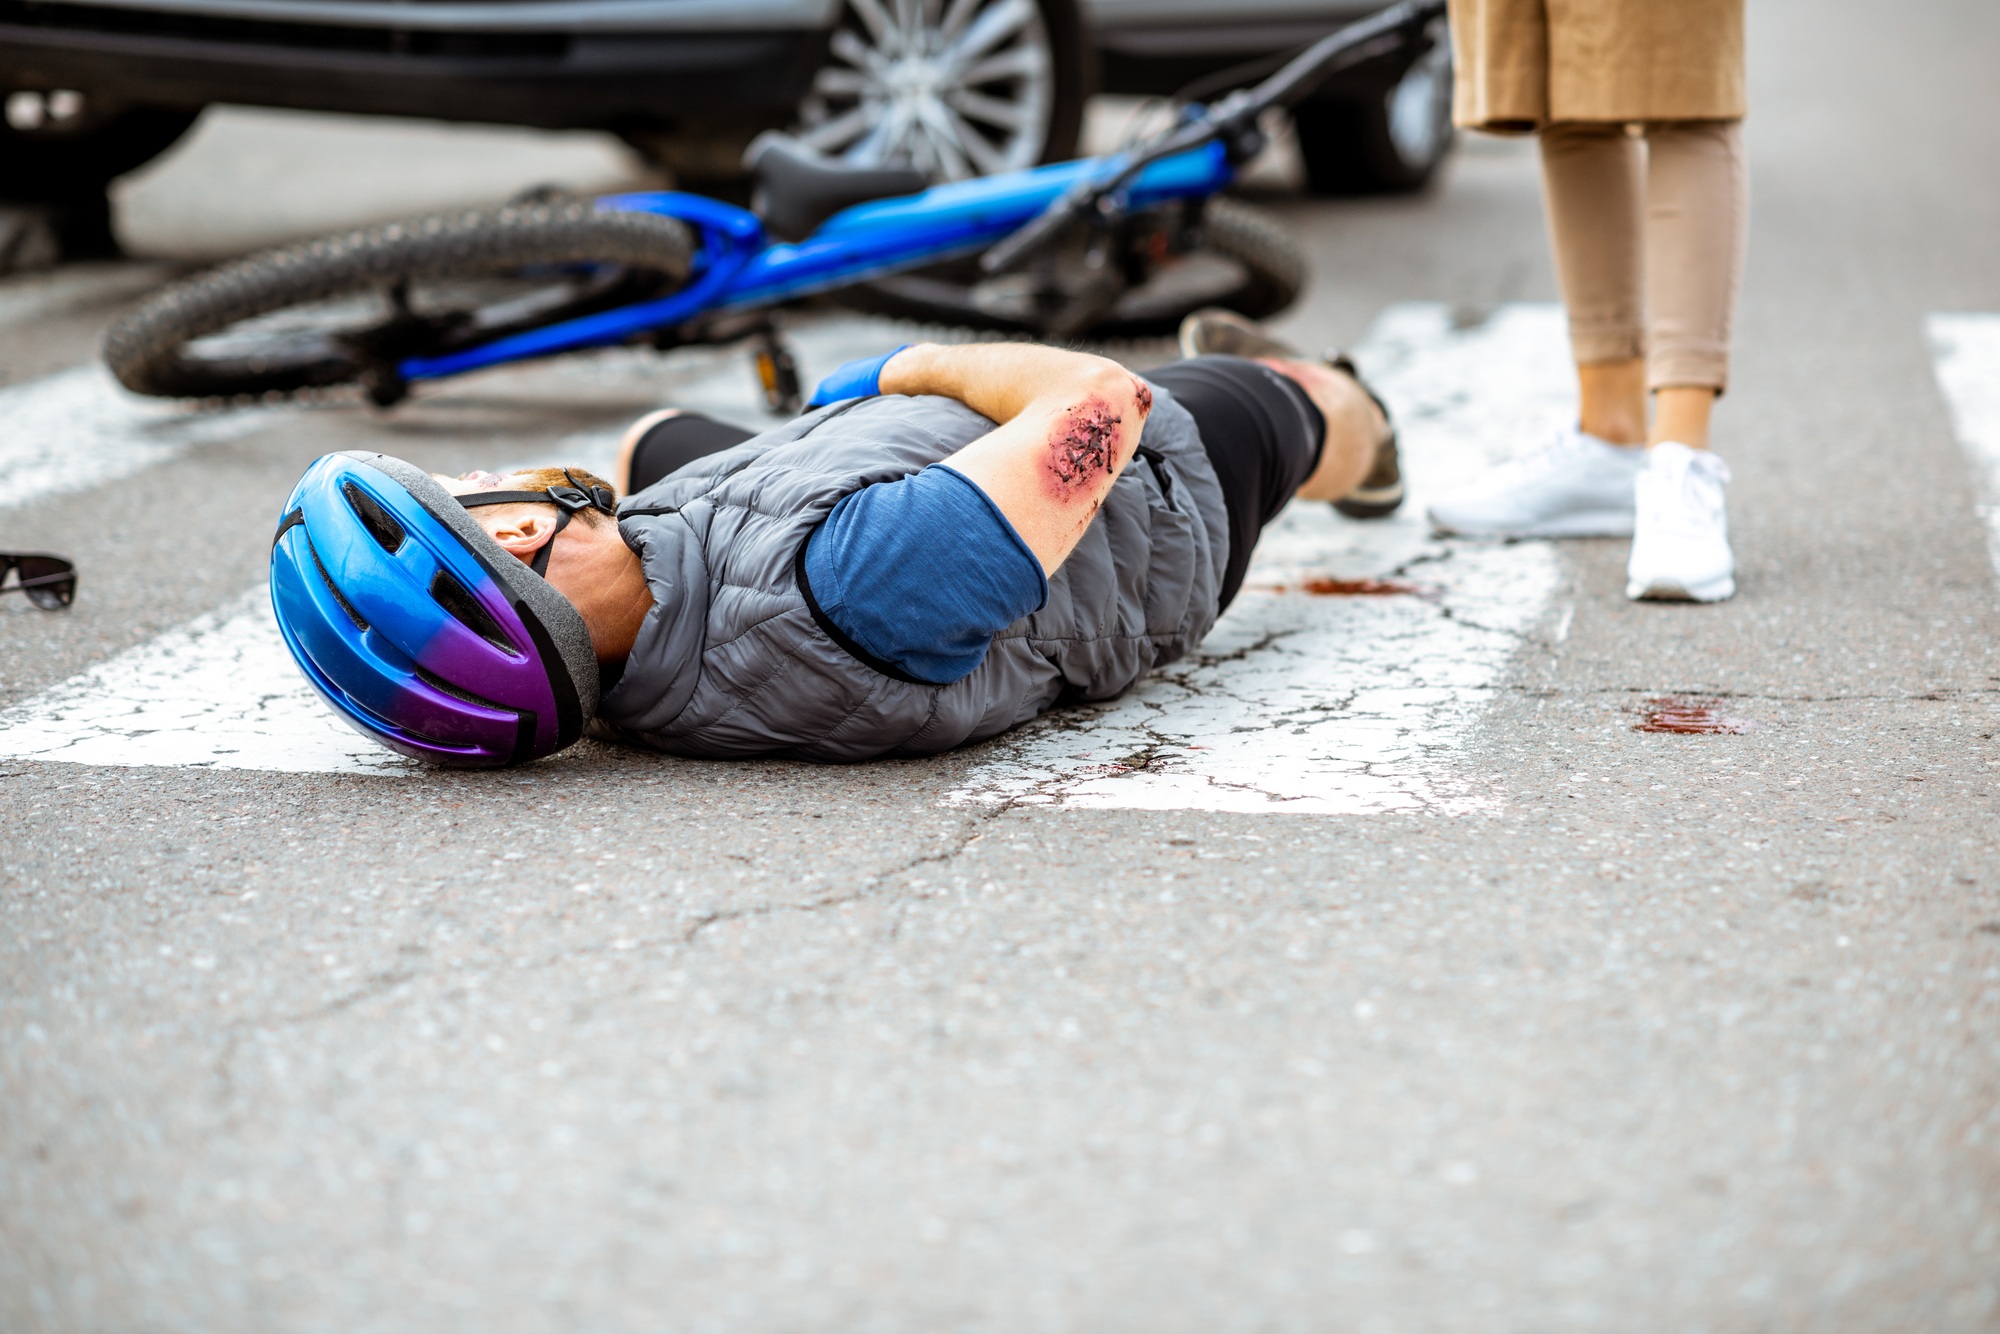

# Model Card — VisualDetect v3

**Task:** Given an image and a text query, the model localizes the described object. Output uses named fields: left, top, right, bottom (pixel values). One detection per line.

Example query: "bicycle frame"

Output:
left=395, top=139, right=1236, bottom=384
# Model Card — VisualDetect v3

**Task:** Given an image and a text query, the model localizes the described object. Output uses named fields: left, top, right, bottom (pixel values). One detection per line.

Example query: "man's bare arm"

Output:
left=878, top=342, right=1152, bottom=575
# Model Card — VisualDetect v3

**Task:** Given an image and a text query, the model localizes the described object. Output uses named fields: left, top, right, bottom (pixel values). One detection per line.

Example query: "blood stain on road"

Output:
left=1634, top=696, right=1755, bottom=734
left=1295, top=577, right=1429, bottom=597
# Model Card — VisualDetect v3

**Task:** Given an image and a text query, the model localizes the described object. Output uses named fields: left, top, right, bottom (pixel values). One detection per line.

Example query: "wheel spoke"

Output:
left=937, top=0, right=982, bottom=42
left=829, top=28, right=882, bottom=71
left=959, top=44, right=1047, bottom=87
left=797, top=105, right=874, bottom=152
left=945, top=87, right=1027, bottom=132
left=846, top=0, right=897, bottom=51
left=812, top=66, right=873, bottom=97
left=948, top=0, right=1032, bottom=66
left=936, top=104, right=1007, bottom=174
left=847, top=101, right=912, bottom=165
left=890, top=106, right=930, bottom=167
left=917, top=111, right=976, bottom=180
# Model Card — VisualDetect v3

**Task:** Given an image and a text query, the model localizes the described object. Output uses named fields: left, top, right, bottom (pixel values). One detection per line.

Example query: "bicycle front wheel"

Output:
left=104, top=200, right=695, bottom=403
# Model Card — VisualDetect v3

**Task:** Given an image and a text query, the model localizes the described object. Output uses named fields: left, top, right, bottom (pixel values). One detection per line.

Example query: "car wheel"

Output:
left=0, top=96, right=200, bottom=255
left=792, top=0, right=1087, bottom=181
left=1292, top=19, right=1453, bottom=196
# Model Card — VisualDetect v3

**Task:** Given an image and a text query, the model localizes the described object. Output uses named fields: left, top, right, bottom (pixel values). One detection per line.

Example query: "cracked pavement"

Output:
left=5, top=0, right=2000, bottom=1327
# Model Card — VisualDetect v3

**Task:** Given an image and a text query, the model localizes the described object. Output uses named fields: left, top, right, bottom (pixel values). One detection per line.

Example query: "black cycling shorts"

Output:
left=623, top=354, right=1323, bottom=612
left=626, top=412, right=757, bottom=494
left=1146, top=356, right=1324, bottom=610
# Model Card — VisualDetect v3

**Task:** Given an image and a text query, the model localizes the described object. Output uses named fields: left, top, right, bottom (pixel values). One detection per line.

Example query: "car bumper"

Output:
left=0, top=3, right=832, bottom=128
left=1090, top=6, right=1422, bottom=98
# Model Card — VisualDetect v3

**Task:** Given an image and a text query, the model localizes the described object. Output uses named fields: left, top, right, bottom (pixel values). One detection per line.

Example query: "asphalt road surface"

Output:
left=5, top=0, right=2000, bottom=1328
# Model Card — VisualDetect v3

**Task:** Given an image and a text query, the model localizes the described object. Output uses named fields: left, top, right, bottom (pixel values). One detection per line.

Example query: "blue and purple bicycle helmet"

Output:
left=271, top=451, right=611, bottom=767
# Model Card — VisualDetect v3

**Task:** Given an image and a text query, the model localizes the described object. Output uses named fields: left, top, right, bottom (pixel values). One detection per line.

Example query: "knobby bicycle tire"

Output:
left=104, top=201, right=695, bottom=400
left=1194, top=196, right=1307, bottom=324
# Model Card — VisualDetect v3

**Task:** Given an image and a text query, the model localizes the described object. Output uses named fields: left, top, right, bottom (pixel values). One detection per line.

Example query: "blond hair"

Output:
left=507, top=467, right=618, bottom=525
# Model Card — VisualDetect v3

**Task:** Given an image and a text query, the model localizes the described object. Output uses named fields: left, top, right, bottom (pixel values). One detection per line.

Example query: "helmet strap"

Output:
left=456, top=471, right=618, bottom=578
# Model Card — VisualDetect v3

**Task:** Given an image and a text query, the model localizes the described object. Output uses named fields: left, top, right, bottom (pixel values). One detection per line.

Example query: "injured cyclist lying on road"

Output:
left=270, top=312, right=1402, bottom=767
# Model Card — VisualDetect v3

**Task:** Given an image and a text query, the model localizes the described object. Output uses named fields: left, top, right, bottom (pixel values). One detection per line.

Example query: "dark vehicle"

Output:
left=0, top=0, right=1443, bottom=255
left=1092, top=0, right=1452, bottom=195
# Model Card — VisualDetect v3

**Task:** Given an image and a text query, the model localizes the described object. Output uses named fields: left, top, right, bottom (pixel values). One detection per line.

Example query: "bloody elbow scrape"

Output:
left=1044, top=398, right=1125, bottom=499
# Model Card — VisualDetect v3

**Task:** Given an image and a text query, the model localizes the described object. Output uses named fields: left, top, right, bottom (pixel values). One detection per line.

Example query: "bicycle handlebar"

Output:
left=982, top=0, right=1447, bottom=275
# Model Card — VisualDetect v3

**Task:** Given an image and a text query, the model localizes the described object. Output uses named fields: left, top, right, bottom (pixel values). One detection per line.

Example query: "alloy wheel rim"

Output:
left=794, top=0, right=1055, bottom=181
left=1385, top=20, right=1453, bottom=167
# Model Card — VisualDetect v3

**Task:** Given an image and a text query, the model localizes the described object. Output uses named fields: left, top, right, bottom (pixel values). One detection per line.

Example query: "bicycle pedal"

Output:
left=750, top=334, right=802, bottom=416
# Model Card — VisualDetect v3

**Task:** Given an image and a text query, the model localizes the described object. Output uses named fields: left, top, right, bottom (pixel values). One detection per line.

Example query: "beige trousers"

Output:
left=1538, top=119, right=1748, bottom=393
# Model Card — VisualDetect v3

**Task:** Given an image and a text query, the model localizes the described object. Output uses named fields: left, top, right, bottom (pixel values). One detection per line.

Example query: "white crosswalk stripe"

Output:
left=0, top=304, right=1578, bottom=792
left=0, top=589, right=412, bottom=775
left=0, top=364, right=277, bottom=512
left=1927, top=313, right=2000, bottom=581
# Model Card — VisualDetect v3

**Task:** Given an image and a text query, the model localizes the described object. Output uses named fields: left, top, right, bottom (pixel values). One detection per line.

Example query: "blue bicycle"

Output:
left=106, top=0, right=1443, bottom=413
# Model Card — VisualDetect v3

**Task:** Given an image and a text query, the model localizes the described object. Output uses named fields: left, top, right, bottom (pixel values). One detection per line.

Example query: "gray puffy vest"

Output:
left=592, top=384, right=1226, bottom=762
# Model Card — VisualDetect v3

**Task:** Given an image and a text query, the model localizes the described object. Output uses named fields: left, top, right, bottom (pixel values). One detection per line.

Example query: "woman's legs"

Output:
left=1623, top=118, right=1746, bottom=601
left=1432, top=118, right=1745, bottom=600
left=1539, top=121, right=1649, bottom=445
left=1539, top=119, right=1748, bottom=448
left=1642, top=119, right=1748, bottom=448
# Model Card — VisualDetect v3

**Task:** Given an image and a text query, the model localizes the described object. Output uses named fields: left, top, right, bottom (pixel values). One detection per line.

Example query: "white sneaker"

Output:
left=1427, top=427, right=1645, bottom=538
left=1626, top=441, right=1735, bottom=602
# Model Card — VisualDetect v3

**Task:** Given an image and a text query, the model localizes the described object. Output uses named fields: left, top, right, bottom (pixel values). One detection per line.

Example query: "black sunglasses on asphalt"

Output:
left=0, top=552, right=77, bottom=610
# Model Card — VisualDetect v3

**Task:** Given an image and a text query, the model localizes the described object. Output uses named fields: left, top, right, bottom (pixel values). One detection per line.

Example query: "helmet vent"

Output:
left=343, top=482, right=406, bottom=554
left=307, top=538, right=370, bottom=633
left=414, top=665, right=508, bottom=712
left=430, top=569, right=519, bottom=655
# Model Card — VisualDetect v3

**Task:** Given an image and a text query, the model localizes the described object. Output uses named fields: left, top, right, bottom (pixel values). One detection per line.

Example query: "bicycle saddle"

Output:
left=746, top=133, right=929, bottom=242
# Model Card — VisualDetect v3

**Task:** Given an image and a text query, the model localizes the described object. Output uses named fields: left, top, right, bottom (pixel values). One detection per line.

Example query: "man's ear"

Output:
left=486, top=511, right=556, bottom=564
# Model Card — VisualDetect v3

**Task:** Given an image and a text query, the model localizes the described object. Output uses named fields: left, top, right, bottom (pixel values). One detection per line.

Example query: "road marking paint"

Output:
left=0, top=364, right=273, bottom=512
left=0, top=589, right=412, bottom=776
left=1927, top=313, right=2000, bottom=579
left=946, top=302, right=1573, bottom=815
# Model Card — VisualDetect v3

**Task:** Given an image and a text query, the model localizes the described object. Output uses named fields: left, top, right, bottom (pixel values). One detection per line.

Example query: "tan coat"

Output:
left=1447, top=0, right=1745, bottom=130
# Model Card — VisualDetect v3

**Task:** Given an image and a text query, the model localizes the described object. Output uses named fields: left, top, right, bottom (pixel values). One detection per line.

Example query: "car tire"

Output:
left=1292, top=20, right=1453, bottom=196
left=791, top=0, right=1088, bottom=180
left=0, top=103, right=200, bottom=255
